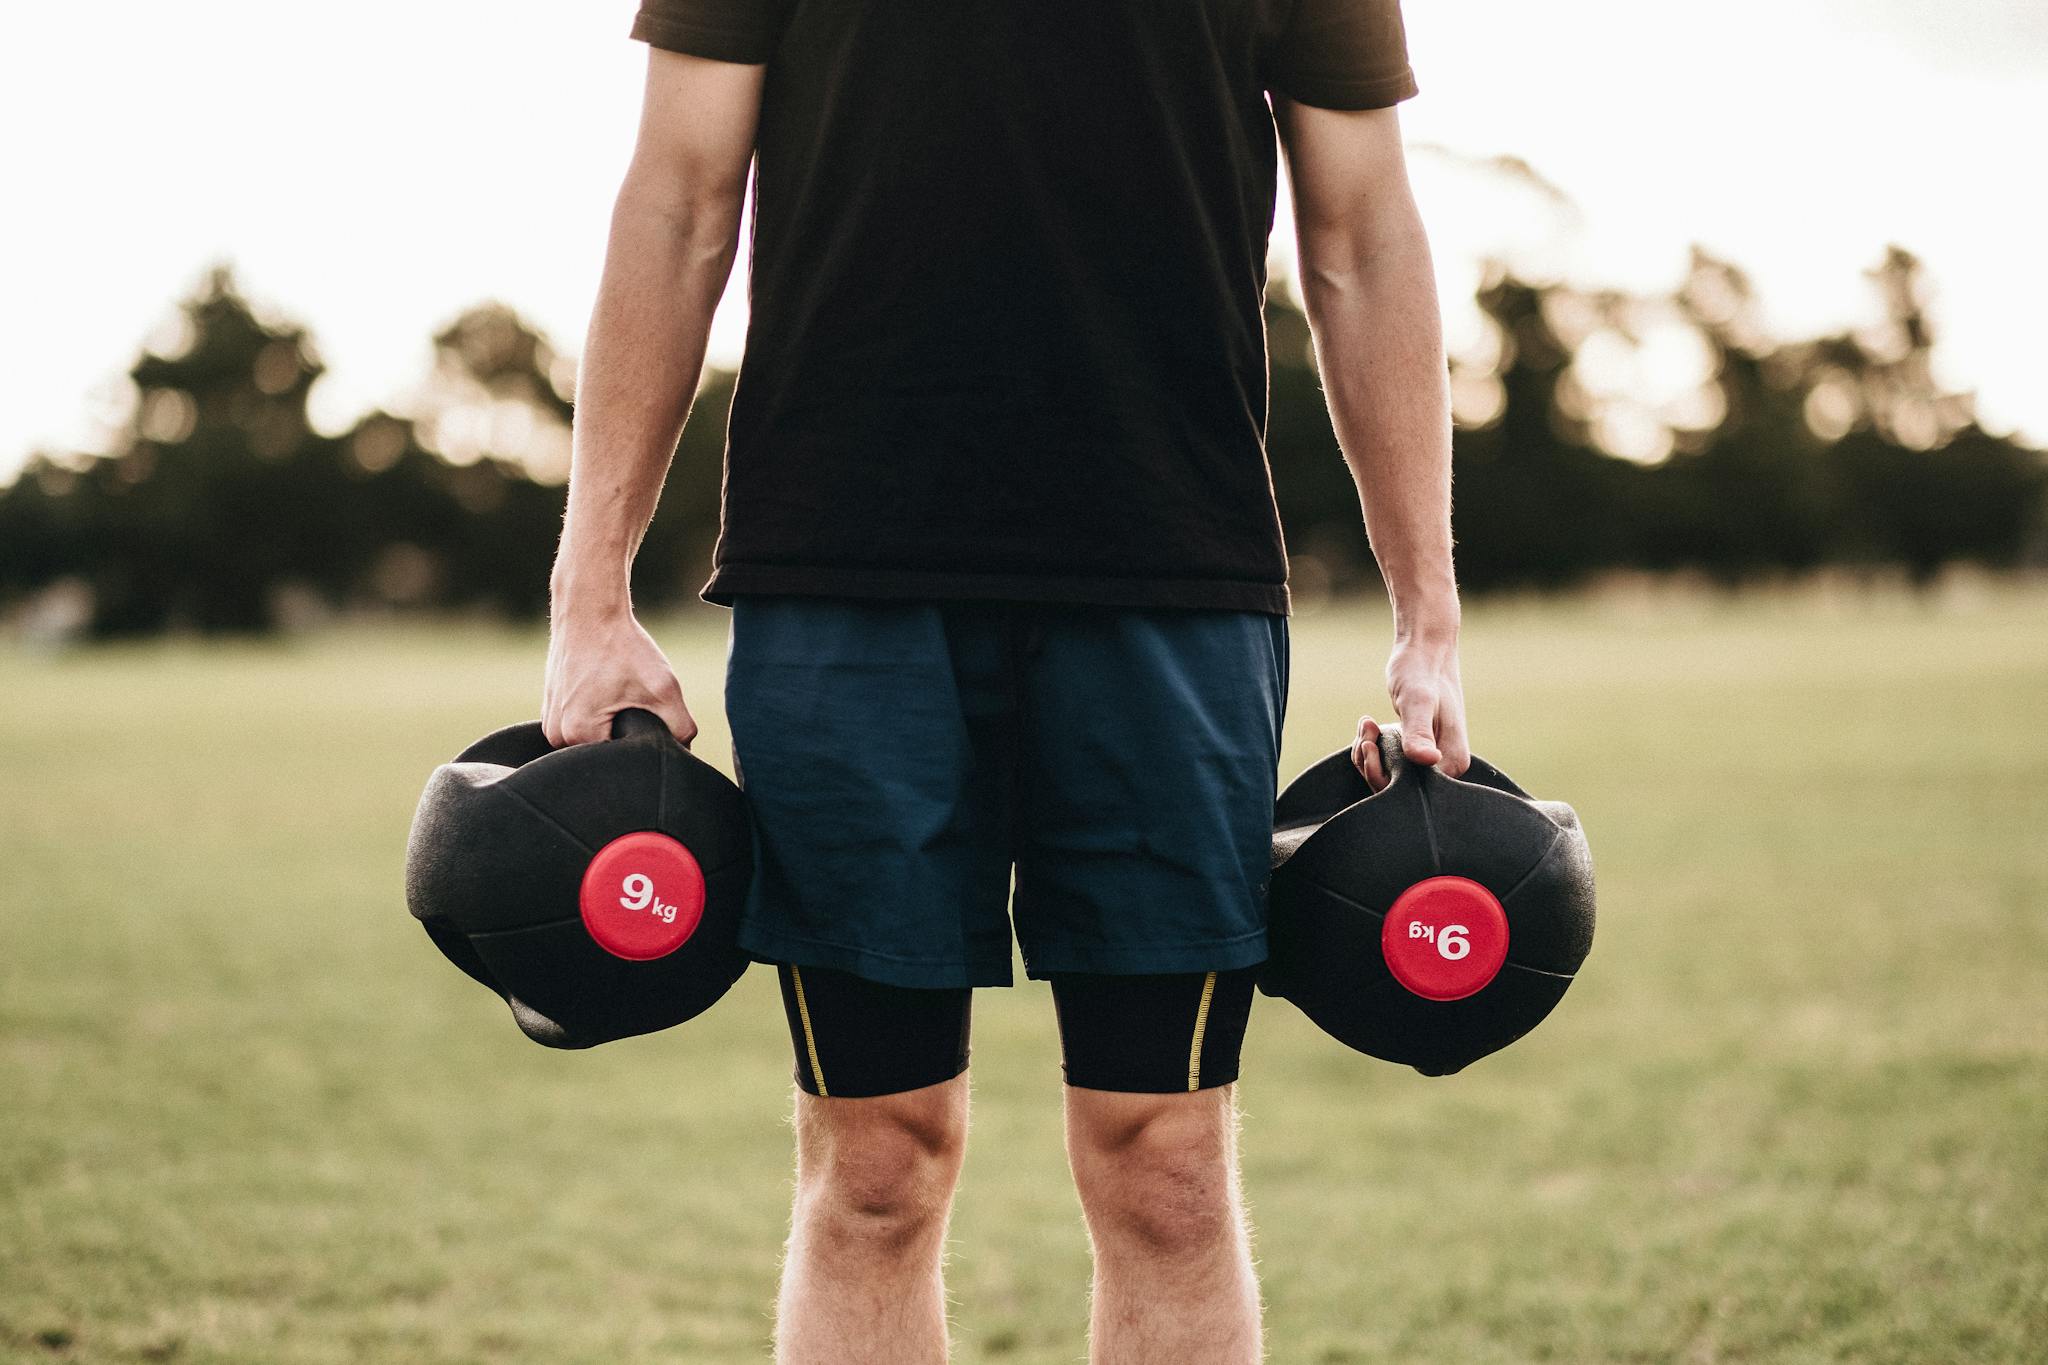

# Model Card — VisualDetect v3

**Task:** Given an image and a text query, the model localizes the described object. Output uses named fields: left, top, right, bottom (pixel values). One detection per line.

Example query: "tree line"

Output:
left=1, top=250, right=2042, bottom=639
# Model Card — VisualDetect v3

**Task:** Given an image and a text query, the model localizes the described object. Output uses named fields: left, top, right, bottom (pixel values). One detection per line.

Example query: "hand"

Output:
left=1351, top=635, right=1471, bottom=792
left=542, top=600, right=697, bottom=749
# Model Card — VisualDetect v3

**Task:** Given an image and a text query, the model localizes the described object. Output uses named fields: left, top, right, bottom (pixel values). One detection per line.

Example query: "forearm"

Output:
left=1297, top=206, right=1458, bottom=641
left=553, top=180, right=742, bottom=613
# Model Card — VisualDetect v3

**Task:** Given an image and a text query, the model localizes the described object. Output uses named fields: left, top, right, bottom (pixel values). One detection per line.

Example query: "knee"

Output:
left=796, top=1083, right=967, bottom=1257
left=1068, top=1093, right=1237, bottom=1260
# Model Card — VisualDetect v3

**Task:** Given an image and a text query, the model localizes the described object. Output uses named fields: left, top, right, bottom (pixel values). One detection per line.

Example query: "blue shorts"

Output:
left=722, top=596, right=1290, bottom=988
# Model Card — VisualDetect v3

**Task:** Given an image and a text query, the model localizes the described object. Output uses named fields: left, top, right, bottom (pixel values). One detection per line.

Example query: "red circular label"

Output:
left=1381, top=876, right=1510, bottom=1001
left=578, top=832, right=707, bottom=961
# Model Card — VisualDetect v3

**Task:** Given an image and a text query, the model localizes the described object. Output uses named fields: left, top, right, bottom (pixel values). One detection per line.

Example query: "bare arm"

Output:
left=544, top=48, right=766, bottom=747
left=1274, top=98, right=1470, bottom=783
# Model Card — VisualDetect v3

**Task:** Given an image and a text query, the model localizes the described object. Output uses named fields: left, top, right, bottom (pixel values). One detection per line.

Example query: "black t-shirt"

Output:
left=630, top=0, right=1416, bottom=616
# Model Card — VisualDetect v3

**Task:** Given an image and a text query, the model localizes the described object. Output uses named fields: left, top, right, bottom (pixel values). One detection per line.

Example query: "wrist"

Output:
left=550, top=560, right=633, bottom=622
left=551, top=522, right=631, bottom=580
left=1390, top=583, right=1461, bottom=649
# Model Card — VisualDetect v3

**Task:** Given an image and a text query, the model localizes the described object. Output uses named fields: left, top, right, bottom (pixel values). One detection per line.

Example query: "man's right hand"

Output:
left=542, top=601, right=697, bottom=749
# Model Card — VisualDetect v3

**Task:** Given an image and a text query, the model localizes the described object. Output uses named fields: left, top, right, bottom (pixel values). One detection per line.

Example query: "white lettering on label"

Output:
left=618, top=872, right=678, bottom=924
left=1407, top=920, right=1472, bottom=960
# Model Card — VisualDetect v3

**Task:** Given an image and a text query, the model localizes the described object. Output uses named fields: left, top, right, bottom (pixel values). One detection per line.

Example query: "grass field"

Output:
left=3, top=585, right=2045, bottom=1363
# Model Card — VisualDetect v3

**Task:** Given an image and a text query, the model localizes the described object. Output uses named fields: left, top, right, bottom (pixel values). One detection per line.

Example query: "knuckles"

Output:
left=560, top=714, right=607, bottom=747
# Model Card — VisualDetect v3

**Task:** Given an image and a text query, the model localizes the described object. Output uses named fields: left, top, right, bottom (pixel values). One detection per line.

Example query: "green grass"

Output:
left=3, top=585, right=2045, bottom=1363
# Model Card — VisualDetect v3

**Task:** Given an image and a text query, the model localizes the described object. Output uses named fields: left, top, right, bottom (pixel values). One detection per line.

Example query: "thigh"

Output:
left=1012, top=607, right=1289, bottom=978
left=725, top=596, right=1019, bottom=988
left=1050, top=966, right=1259, bottom=1092
left=777, top=962, right=974, bottom=1099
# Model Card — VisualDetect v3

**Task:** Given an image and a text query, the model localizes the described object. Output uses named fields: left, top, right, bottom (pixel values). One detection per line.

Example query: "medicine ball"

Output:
left=1262, top=725, right=1595, bottom=1076
left=404, top=708, right=753, bottom=1049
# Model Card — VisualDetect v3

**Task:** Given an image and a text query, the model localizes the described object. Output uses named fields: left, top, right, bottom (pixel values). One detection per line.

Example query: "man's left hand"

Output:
left=1353, top=635, right=1471, bottom=792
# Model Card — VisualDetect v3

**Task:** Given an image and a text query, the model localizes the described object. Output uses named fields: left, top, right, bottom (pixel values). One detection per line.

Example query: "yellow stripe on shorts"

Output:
left=1187, top=970, right=1218, bottom=1091
left=791, top=966, right=828, bottom=1098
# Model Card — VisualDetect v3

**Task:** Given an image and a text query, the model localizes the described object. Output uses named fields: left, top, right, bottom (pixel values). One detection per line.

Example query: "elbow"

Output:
left=614, top=165, right=744, bottom=229
left=611, top=171, right=746, bottom=272
left=1296, top=209, right=1433, bottom=306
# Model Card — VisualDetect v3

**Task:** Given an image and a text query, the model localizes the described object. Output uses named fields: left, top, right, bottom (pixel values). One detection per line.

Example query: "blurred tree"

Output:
left=1799, top=249, right=2044, bottom=579
left=1264, top=245, right=2044, bottom=595
left=1, top=266, right=334, bottom=633
left=3, top=249, right=2043, bottom=642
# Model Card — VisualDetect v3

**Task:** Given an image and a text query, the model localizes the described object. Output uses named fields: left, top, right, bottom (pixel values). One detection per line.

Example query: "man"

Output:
left=542, top=0, right=1470, bottom=1358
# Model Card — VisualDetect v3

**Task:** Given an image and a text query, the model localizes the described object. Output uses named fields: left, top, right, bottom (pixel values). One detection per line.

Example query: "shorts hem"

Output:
left=1062, top=1067, right=1243, bottom=1095
left=1021, top=928, right=1270, bottom=980
left=739, top=922, right=1016, bottom=989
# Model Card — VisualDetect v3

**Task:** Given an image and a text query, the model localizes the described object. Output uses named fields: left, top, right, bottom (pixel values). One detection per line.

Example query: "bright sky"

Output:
left=2, top=0, right=2043, bottom=481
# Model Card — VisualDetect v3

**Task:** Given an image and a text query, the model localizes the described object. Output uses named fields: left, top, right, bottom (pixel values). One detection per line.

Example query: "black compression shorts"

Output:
left=775, top=963, right=1258, bottom=1099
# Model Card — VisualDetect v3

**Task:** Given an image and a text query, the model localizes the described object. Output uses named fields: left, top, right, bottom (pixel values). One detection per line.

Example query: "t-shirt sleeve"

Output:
left=1262, top=0, right=1418, bottom=110
left=629, top=0, right=793, bottom=65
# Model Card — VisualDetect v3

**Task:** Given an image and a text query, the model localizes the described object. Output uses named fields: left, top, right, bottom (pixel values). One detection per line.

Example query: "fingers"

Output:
left=541, top=693, right=568, bottom=749
left=557, top=697, right=697, bottom=749
left=542, top=688, right=696, bottom=750
left=558, top=706, right=615, bottom=749
left=1435, top=697, right=1472, bottom=779
left=660, top=696, right=700, bottom=750
left=1354, top=702, right=1471, bottom=790
left=1399, top=691, right=1442, bottom=767
left=636, top=670, right=698, bottom=748
left=1352, top=714, right=1388, bottom=792
left=1390, top=691, right=1472, bottom=778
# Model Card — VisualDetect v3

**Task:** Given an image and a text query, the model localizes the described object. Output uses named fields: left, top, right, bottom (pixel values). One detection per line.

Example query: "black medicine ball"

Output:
left=404, top=708, right=753, bottom=1049
left=1262, top=726, right=1596, bottom=1076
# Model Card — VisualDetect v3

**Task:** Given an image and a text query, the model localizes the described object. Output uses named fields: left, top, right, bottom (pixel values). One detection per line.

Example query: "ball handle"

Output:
left=1373, top=722, right=1413, bottom=788
left=608, top=706, right=685, bottom=747
left=1377, top=723, right=1531, bottom=802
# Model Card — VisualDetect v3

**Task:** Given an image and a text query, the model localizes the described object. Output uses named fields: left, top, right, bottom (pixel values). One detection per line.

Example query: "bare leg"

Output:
left=774, top=1073, right=970, bottom=1364
left=1065, top=1084, right=1262, bottom=1364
